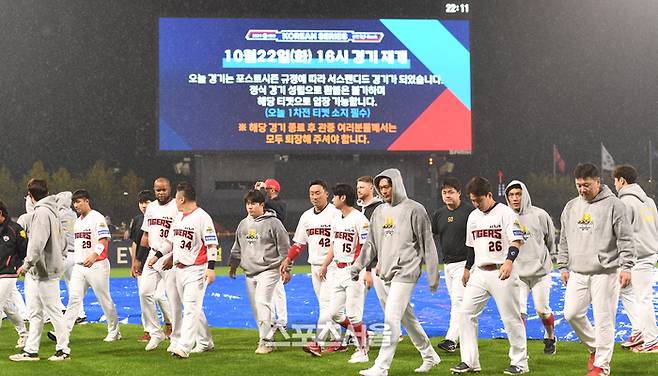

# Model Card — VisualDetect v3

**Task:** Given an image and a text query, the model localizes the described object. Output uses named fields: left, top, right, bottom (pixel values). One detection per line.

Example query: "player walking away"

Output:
left=150, top=182, right=218, bottom=358
left=255, top=178, right=288, bottom=331
left=319, top=184, right=370, bottom=363
left=450, top=176, right=529, bottom=375
left=558, top=163, right=635, bottom=376
left=352, top=168, right=441, bottom=376
left=129, top=190, right=172, bottom=342
left=229, top=189, right=290, bottom=354
left=505, top=180, right=557, bottom=355
left=11, top=179, right=70, bottom=362
left=612, top=165, right=658, bottom=353
left=59, top=189, right=120, bottom=341
left=431, top=177, right=473, bottom=354
left=0, top=200, right=28, bottom=349
left=279, top=179, right=344, bottom=355
left=139, top=177, right=177, bottom=351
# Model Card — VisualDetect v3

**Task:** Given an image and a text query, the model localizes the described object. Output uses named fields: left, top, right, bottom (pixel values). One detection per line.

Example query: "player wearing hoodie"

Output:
left=558, top=163, right=635, bottom=376
left=612, top=165, right=658, bottom=353
left=352, top=168, right=441, bottom=376
left=505, top=180, right=557, bottom=355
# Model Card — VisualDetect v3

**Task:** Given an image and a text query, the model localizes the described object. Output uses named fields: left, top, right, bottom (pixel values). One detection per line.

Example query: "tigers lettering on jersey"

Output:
left=148, top=218, right=172, bottom=228
left=333, top=231, right=355, bottom=242
left=471, top=228, right=502, bottom=239
left=173, top=228, right=194, bottom=240
left=75, top=232, right=92, bottom=240
left=307, top=227, right=331, bottom=237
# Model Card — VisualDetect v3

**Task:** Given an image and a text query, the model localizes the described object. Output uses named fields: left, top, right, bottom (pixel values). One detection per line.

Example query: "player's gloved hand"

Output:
left=83, top=252, right=98, bottom=268
left=282, top=270, right=291, bottom=284
left=498, top=260, right=513, bottom=280
left=619, top=271, right=631, bottom=288
left=162, top=255, right=173, bottom=270
left=229, top=266, right=237, bottom=279
left=363, top=271, right=373, bottom=289
left=130, top=260, right=142, bottom=278
left=205, top=269, right=216, bottom=285
left=319, top=263, right=328, bottom=281
left=560, top=271, right=569, bottom=286
left=461, top=268, right=471, bottom=287
left=279, top=257, right=291, bottom=277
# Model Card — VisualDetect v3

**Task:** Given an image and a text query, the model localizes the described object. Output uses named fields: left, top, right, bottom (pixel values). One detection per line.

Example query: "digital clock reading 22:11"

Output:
left=446, top=3, right=470, bottom=14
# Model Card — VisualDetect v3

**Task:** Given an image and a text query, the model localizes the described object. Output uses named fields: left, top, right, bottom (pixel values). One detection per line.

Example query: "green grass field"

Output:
left=1, top=324, right=656, bottom=375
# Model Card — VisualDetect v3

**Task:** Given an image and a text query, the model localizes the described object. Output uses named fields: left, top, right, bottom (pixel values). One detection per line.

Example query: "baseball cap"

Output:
left=264, top=178, right=281, bottom=192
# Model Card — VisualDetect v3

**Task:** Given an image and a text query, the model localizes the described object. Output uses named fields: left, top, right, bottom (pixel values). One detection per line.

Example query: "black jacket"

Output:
left=0, top=219, right=28, bottom=277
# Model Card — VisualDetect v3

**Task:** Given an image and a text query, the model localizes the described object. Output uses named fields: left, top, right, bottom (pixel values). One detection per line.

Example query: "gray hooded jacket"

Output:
left=21, top=195, right=66, bottom=280
left=230, top=210, right=291, bottom=277
left=505, top=180, right=556, bottom=278
left=617, top=183, right=658, bottom=261
left=557, top=185, right=635, bottom=274
left=352, top=168, right=439, bottom=289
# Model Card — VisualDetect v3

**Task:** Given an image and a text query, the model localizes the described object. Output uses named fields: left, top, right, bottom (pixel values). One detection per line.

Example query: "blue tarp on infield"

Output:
left=15, top=271, right=657, bottom=342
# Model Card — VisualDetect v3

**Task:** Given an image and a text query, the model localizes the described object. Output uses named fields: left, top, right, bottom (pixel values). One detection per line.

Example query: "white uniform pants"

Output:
left=139, top=250, right=171, bottom=339
left=620, top=256, right=658, bottom=343
left=329, top=267, right=366, bottom=325
left=373, top=281, right=437, bottom=370
left=459, top=267, right=528, bottom=370
left=137, top=276, right=172, bottom=325
left=64, top=260, right=119, bottom=336
left=270, top=279, right=287, bottom=325
left=564, top=271, right=619, bottom=374
left=0, top=278, right=26, bottom=337
left=311, top=264, right=342, bottom=342
left=246, top=268, right=280, bottom=343
left=174, top=264, right=212, bottom=353
left=63, top=251, right=85, bottom=319
left=23, top=274, right=70, bottom=354
left=444, top=261, right=467, bottom=342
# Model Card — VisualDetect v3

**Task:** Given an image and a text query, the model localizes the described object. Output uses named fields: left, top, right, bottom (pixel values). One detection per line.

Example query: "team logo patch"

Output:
left=577, top=213, right=593, bottom=232
left=246, top=228, right=260, bottom=245
left=518, top=223, right=531, bottom=241
left=19, top=230, right=27, bottom=238
left=382, top=217, right=395, bottom=236
left=2, top=235, right=9, bottom=242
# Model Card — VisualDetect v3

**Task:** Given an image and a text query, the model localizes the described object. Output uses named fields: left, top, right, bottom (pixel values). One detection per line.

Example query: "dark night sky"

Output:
left=2, top=0, right=658, bottom=179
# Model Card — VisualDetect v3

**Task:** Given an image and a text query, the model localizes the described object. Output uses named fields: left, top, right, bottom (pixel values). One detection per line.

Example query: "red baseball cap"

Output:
left=264, top=178, right=281, bottom=192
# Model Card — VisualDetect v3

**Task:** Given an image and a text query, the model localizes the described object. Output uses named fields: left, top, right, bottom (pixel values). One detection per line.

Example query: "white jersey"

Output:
left=141, top=199, right=178, bottom=250
left=74, top=210, right=111, bottom=264
left=167, top=207, right=219, bottom=266
left=331, top=209, right=369, bottom=264
left=466, top=203, right=523, bottom=267
left=293, top=203, right=341, bottom=265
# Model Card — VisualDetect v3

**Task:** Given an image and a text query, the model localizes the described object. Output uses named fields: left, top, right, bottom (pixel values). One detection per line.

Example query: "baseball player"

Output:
left=505, top=180, right=557, bottom=354
left=431, top=177, right=473, bottom=353
left=229, top=189, right=290, bottom=354
left=319, top=184, right=370, bottom=364
left=352, top=168, right=441, bottom=376
left=148, top=182, right=217, bottom=358
left=558, top=163, right=635, bottom=376
left=0, top=200, right=28, bottom=349
left=279, top=179, right=343, bottom=355
left=60, top=189, right=120, bottom=341
left=450, top=176, right=528, bottom=375
left=612, top=165, right=658, bottom=353
left=139, top=177, right=177, bottom=351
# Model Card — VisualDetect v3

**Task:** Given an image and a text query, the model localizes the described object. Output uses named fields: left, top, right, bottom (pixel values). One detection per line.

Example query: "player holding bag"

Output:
left=229, top=189, right=290, bottom=354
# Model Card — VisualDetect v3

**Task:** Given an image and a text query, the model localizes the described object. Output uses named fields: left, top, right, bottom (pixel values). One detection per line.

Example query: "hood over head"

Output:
left=374, top=168, right=407, bottom=206
left=505, top=180, right=532, bottom=214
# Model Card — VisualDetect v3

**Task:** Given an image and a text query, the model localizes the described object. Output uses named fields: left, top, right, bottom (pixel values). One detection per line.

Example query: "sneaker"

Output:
left=15, top=335, right=27, bottom=349
left=586, top=366, right=609, bottom=376
left=588, top=352, right=596, bottom=372
left=621, top=332, right=644, bottom=348
left=48, top=350, right=70, bottom=361
left=359, top=365, right=388, bottom=376
left=348, top=350, right=369, bottom=364
left=543, top=337, right=557, bottom=355
left=437, top=339, right=457, bottom=353
left=255, top=344, right=273, bottom=354
left=503, top=365, right=528, bottom=375
left=9, top=351, right=40, bottom=362
left=324, top=341, right=348, bottom=353
left=164, top=323, right=172, bottom=339
left=138, top=331, right=151, bottom=343
left=171, top=348, right=189, bottom=358
left=415, top=352, right=441, bottom=372
left=47, top=331, right=57, bottom=342
left=449, top=362, right=481, bottom=373
left=103, top=332, right=122, bottom=342
left=191, top=343, right=215, bottom=353
left=303, top=341, right=322, bottom=357
left=632, top=339, right=658, bottom=353
left=145, top=335, right=164, bottom=351
left=74, top=316, right=88, bottom=325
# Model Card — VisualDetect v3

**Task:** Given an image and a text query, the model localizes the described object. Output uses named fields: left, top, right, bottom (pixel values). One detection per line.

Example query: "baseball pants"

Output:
left=270, top=279, right=287, bottom=326
left=444, top=261, right=467, bottom=343
left=564, top=271, right=620, bottom=374
left=136, top=275, right=172, bottom=326
left=329, top=267, right=366, bottom=325
left=620, top=255, right=657, bottom=343
left=23, top=274, right=70, bottom=354
left=64, top=259, right=119, bottom=336
left=519, top=273, right=554, bottom=339
left=0, top=278, right=27, bottom=338
left=373, top=281, right=438, bottom=370
left=167, top=267, right=213, bottom=350
left=311, top=264, right=342, bottom=342
left=139, top=250, right=171, bottom=340
left=63, top=251, right=86, bottom=319
left=174, top=264, right=213, bottom=354
left=246, top=268, right=280, bottom=343
left=459, top=267, right=528, bottom=370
